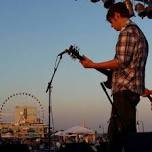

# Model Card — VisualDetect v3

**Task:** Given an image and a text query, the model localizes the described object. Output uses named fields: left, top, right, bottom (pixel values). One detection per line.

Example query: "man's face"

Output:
left=109, top=12, right=122, bottom=31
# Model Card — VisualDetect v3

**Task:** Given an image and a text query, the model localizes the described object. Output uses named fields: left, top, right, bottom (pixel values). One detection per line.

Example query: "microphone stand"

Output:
left=46, top=54, right=63, bottom=152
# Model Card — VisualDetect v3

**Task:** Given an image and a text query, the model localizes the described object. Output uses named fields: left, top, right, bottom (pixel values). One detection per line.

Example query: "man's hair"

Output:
left=106, top=2, right=130, bottom=22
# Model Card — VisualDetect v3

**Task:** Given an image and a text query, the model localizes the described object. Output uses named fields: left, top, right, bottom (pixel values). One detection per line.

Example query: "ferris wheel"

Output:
left=0, top=92, right=45, bottom=124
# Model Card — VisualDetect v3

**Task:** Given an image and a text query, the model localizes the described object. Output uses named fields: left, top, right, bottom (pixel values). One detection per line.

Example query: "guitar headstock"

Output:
left=67, top=45, right=83, bottom=60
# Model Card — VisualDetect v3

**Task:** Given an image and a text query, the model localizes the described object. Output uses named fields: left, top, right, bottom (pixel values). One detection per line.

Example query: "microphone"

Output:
left=57, top=45, right=74, bottom=56
left=57, top=49, right=68, bottom=56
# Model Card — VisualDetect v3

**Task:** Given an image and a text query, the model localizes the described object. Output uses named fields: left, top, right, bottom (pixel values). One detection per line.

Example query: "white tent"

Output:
left=54, top=130, right=65, bottom=136
left=63, top=125, right=95, bottom=135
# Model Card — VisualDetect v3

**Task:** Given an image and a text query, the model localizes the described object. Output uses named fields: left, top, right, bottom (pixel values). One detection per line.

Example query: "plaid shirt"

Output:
left=112, top=20, right=148, bottom=95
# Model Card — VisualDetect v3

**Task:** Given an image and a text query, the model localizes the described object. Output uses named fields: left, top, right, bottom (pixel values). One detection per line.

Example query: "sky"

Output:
left=0, top=0, right=152, bottom=133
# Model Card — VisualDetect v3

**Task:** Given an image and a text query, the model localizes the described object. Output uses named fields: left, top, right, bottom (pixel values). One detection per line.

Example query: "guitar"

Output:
left=67, top=45, right=112, bottom=89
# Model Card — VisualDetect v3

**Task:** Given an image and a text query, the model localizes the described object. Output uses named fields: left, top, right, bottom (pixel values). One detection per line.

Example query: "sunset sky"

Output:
left=0, top=0, right=152, bottom=132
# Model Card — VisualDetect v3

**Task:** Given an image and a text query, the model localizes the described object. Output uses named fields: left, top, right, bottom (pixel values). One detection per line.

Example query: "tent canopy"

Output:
left=54, top=130, right=65, bottom=136
left=63, top=125, right=95, bottom=135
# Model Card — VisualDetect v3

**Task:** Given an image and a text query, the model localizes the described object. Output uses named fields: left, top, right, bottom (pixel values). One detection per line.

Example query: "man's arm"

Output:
left=80, top=55, right=119, bottom=70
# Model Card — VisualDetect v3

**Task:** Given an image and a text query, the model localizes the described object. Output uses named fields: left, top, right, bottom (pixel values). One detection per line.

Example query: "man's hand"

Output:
left=142, top=88, right=152, bottom=97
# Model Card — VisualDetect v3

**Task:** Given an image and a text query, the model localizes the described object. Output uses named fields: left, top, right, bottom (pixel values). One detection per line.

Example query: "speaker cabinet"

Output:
left=0, top=144, right=30, bottom=152
left=123, top=132, right=152, bottom=152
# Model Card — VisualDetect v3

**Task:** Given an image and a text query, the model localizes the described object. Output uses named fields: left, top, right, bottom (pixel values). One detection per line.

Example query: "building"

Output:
left=15, top=106, right=37, bottom=124
left=0, top=106, right=48, bottom=140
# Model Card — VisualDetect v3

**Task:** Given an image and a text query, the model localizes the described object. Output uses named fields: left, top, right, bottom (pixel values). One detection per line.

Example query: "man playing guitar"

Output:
left=80, top=2, right=149, bottom=152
